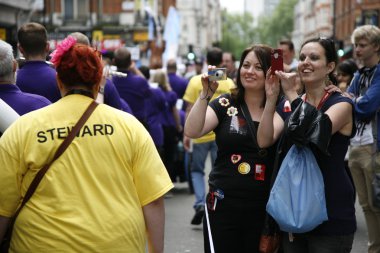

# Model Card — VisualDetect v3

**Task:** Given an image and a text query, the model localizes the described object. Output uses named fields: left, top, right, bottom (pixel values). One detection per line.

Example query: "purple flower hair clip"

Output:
left=50, top=36, right=77, bottom=66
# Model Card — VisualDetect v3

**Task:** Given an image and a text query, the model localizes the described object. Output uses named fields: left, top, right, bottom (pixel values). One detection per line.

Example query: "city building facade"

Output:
left=0, top=0, right=38, bottom=48
left=0, top=0, right=222, bottom=62
left=291, top=0, right=380, bottom=58
left=176, top=0, right=222, bottom=59
left=334, top=0, right=380, bottom=58
left=292, top=0, right=334, bottom=53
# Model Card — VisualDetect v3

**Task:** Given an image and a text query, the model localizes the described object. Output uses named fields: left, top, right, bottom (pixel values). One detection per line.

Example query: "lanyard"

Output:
left=304, top=91, right=331, bottom=110
left=65, top=89, right=94, bottom=99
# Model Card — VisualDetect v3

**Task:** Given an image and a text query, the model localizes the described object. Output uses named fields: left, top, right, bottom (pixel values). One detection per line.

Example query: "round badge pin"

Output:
left=238, top=162, right=251, bottom=174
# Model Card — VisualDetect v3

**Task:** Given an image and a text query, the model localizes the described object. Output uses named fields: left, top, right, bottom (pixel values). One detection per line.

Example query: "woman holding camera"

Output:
left=257, top=37, right=356, bottom=252
left=185, top=44, right=278, bottom=253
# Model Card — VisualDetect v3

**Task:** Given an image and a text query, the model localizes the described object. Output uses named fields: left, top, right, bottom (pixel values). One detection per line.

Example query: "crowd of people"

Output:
left=0, top=21, right=380, bottom=253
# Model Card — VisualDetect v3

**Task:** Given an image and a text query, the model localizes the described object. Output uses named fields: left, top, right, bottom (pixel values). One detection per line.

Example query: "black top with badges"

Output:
left=209, top=94, right=276, bottom=201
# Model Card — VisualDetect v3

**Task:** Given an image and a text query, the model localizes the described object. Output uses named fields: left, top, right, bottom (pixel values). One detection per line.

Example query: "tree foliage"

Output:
left=220, top=0, right=298, bottom=58
left=220, top=10, right=256, bottom=60
left=254, top=0, right=298, bottom=47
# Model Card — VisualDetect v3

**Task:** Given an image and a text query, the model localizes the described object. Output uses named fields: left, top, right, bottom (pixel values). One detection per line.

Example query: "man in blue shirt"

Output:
left=347, top=24, right=380, bottom=253
left=0, top=40, right=50, bottom=135
left=16, top=22, right=61, bottom=103
left=167, top=59, right=188, bottom=99
left=112, top=47, right=151, bottom=126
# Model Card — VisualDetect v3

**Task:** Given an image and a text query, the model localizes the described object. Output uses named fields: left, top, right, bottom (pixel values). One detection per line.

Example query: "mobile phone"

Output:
left=208, top=68, right=227, bottom=81
left=271, top=49, right=284, bottom=73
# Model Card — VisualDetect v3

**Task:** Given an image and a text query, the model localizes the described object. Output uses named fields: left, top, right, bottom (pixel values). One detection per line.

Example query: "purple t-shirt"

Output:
left=120, top=98, right=133, bottom=115
left=16, top=61, right=61, bottom=103
left=146, top=87, right=166, bottom=147
left=112, top=71, right=151, bottom=123
left=161, top=90, right=178, bottom=127
left=104, top=79, right=133, bottom=114
left=0, top=84, right=51, bottom=115
left=168, top=73, right=188, bottom=99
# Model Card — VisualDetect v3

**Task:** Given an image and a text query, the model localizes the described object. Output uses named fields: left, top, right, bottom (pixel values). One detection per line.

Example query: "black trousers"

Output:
left=203, top=193, right=267, bottom=253
left=162, top=125, right=179, bottom=181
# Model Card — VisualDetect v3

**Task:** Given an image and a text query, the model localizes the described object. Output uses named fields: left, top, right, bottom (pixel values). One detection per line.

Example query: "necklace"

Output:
left=304, top=91, right=331, bottom=110
left=65, top=89, right=94, bottom=99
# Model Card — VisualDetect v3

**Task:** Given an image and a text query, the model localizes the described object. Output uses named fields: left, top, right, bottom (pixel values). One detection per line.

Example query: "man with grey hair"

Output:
left=0, top=40, right=50, bottom=135
left=346, top=24, right=380, bottom=253
left=67, top=32, right=133, bottom=114
left=69, top=32, right=90, bottom=45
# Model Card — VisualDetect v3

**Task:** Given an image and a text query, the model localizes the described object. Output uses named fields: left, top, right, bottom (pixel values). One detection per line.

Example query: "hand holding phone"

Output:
left=271, top=49, right=284, bottom=73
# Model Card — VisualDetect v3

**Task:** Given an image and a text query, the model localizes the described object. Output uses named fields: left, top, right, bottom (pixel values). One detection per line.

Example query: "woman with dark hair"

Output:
left=337, top=59, right=358, bottom=92
left=184, top=44, right=278, bottom=252
left=0, top=36, right=173, bottom=252
left=258, top=37, right=356, bottom=252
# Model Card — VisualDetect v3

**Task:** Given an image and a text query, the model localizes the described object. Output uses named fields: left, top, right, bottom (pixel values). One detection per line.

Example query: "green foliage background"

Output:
left=220, top=0, right=298, bottom=60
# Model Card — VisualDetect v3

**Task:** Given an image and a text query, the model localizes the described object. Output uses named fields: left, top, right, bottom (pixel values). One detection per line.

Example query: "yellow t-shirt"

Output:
left=183, top=74, right=235, bottom=143
left=0, top=95, right=173, bottom=253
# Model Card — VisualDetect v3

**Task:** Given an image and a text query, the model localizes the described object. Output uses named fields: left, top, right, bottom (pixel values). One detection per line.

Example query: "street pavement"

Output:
left=164, top=182, right=369, bottom=253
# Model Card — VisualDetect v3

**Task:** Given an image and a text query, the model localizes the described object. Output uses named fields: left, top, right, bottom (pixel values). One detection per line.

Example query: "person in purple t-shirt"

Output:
left=112, top=47, right=151, bottom=126
left=0, top=40, right=51, bottom=135
left=152, top=70, right=182, bottom=182
left=139, top=65, right=166, bottom=153
left=68, top=32, right=133, bottom=114
left=16, top=22, right=61, bottom=103
left=167, top=59, right=188, bottom=99
left=103, top=79, right=133, bottom=114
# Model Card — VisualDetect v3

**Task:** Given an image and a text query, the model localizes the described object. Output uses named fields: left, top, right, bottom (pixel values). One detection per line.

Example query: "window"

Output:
left=64, top=0, right=74, bottom=20
left=63, top=0, right=89, bottom=21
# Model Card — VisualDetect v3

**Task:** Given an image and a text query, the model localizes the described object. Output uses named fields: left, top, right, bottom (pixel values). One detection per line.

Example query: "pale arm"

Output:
left=257, top=70, right=284, bottom=147
left=182, top=104, right=194, bottom=152
left=172, top=106, right=182, bottom=133
left=184, top=72, right=219, bottom=139
left=184, top=98, right=219, bottom=139
left=143, top=197, right=165, bottom=253
left=0, top=215, right=11, bottom=242
left=325, top=102, right=353, bottom=136
left=257, top=101, right=284, bottom=148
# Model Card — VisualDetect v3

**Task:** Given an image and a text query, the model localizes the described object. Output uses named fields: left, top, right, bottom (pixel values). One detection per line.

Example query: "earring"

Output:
left=325, top=75, right=331, bottom=86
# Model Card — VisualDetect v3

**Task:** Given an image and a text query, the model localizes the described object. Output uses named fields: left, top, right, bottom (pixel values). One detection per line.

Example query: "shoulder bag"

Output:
left=239, top=102, right=280, bottom=252
left=0, top=101, right=98, bottom=253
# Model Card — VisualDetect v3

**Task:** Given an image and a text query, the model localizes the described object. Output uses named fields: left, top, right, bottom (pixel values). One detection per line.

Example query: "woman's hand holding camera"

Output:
left=200, top=65, right=219, bottom=101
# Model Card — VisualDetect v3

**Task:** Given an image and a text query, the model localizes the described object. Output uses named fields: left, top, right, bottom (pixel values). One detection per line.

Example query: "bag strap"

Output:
left=240, top=102, right=268, bottom=157
left=12, top=100, right=98, bottom=220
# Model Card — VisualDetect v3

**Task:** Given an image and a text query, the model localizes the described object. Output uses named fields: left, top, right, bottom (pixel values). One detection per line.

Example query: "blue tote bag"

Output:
left=266, top=145, right=328, bottom=233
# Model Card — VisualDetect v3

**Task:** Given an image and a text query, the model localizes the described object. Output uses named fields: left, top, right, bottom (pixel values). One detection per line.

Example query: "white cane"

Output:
left=204, top=203, right=215, bottom=253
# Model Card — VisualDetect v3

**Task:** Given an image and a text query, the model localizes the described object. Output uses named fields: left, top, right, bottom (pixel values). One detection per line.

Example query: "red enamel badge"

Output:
left=231, top=154, right=242, bottom=164
left=283, top=100, right=291, bottom=112
left=255, top=164, right=266, bottom=181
